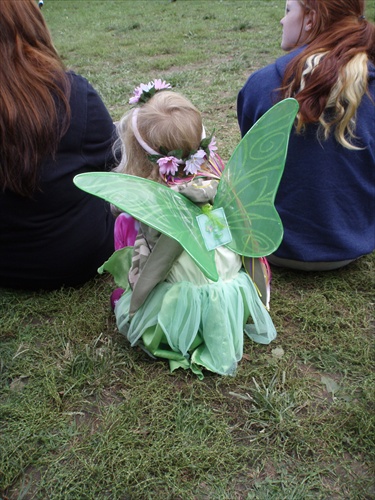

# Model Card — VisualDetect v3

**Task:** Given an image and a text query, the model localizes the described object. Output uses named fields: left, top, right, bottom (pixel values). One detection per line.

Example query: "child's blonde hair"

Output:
left=115, top=91, right=204, bottom=182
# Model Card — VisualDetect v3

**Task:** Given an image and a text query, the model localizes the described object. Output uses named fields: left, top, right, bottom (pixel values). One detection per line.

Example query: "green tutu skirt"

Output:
left=114, top=250, right=276, bottom=378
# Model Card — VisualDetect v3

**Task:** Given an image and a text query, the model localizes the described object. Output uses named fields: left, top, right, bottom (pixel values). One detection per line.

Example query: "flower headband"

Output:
left=129, top=79, right=172, bottom=105
left=129, top=80, right=217, bottom=177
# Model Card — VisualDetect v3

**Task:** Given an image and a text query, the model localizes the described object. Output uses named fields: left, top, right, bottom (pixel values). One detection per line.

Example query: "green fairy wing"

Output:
left=73, top=172, right=219, bottom=281
left=214, top=98, right=299, bottom=257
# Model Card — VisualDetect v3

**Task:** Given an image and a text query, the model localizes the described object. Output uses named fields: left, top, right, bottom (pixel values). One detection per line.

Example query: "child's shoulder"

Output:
left=171, top=178, right=219, bottom=204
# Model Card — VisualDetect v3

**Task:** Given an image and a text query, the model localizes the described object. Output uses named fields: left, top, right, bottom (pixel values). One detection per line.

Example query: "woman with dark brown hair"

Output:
left=0, top=0, right=116, bottom=289
left=238, top=0, right=375, bottom=271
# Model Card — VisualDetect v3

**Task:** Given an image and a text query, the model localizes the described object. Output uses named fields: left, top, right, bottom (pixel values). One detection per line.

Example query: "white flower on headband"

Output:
left=129, top=79, right=172, bottom=105
left=184, top=149, right=207, bottom=175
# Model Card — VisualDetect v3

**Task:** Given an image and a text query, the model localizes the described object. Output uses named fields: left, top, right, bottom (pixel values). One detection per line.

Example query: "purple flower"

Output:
left=157, top=156, right=179, bottom=176
left=128, top=82, right=153, bottom=104
left=129, top=86, right=143, bottom=104
left=153, top=79, right=172, bottom=91
left=184, top=149, right=206, bottom=175
left=208, top=137, right=217, bottom=156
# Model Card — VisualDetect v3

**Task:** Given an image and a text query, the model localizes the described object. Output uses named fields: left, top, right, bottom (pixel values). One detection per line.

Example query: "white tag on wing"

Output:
left=196, top=207, right=232, bottom=251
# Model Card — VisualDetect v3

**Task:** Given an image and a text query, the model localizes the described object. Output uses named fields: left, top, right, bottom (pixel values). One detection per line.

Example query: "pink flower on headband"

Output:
left=157, top=156, right=179, bottom=176
left=184, top=149, right=206, bottom=175
left=153, top=79, right=172, bottom=91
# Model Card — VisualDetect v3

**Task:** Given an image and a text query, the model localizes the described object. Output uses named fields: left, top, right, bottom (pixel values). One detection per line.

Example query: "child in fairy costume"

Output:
left=102, top=80, right=278, bottom=378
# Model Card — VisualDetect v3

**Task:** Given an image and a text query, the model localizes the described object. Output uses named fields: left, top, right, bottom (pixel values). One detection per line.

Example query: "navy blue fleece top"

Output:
left=238, top=48, right=375, bottom=263
left=0, top=73, right=116, bottom=290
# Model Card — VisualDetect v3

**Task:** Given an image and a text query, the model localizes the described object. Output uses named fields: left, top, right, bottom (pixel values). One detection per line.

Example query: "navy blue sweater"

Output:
left=238, top=48, right=375, bottom=262
left=0, top=73, right=116, bottom=290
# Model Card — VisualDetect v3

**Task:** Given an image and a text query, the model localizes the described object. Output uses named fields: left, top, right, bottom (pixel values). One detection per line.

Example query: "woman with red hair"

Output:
left=0, top=0, right=116, bottom=289
left=238, top=0, right=375, bottom=271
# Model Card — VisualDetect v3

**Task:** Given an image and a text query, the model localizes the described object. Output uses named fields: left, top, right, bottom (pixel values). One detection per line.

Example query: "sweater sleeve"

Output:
left=237, top=70, right=277, bottom=137
left=237, top=74, right=260, bottom=137
left=237, top=50, right=301, bottom=136
left=81, top=79, right=117, bottom=171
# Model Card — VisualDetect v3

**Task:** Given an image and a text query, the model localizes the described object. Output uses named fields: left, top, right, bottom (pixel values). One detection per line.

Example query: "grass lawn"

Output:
left=1, top=1, right=374, bottom=498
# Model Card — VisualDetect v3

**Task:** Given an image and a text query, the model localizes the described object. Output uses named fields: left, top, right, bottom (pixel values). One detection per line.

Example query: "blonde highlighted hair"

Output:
left=115, top=91, right=204, bottom=182
left=282, top=0, right=375, bottom=149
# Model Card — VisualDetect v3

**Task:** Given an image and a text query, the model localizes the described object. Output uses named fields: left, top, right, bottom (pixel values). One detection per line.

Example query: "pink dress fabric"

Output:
left=114, top=213, right=139, bottom=250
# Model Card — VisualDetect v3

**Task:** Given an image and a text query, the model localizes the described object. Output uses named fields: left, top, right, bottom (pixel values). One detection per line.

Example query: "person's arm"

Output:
left=237, top=73, right=268, bottom=137
left=81, top=79, right=117, bottom=171
left=238, top=49, right=304, bottom=137
left=128, top=224, right=183, bottom=315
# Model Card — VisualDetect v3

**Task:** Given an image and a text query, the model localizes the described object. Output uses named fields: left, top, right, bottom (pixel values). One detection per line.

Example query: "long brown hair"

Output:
left=281, top=0, right=375, bottom=148
left=0, top=0, right=71, bottom=197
